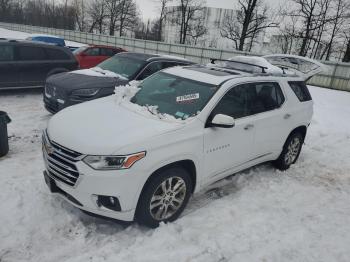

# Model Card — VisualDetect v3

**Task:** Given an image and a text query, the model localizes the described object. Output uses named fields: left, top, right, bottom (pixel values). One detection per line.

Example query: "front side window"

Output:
left=0, top=45, right=14, bottom=61
left=97, top=55, right=146, bottom=79
left=131, top=72, right=219, bottom=119
left=84, top=47, right=100, bottom=56
left=288, top=81, right=312, bottom=102
left=19, top=46, right=47, bottom=61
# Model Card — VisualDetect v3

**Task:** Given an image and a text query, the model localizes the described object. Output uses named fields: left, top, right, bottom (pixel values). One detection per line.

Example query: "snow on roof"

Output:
left=163, top=66, right=241, bottom=85
left=151, top=54, right=190, bottom=62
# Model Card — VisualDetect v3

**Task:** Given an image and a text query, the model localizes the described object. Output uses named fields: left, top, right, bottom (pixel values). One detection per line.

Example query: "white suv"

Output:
left=42, top=55, right=324, bottom=227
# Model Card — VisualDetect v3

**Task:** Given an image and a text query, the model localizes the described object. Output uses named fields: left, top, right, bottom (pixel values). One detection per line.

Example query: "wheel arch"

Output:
left=134, top=159, right=197, bottom=219
left=289, top=125, right=308, bottom=141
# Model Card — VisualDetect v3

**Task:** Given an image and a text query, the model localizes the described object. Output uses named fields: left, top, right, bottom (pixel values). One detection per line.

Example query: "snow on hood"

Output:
left=47, top=96, right=185, bottom=155
left=70, top=67, right=128, bottom=80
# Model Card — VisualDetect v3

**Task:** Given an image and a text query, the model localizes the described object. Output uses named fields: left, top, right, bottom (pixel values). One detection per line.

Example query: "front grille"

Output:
left=43, top=133, right=83, bottom=187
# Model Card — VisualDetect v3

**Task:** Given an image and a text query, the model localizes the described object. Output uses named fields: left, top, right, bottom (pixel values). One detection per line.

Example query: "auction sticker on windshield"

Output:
left=176, top=93, right=199, bottom=103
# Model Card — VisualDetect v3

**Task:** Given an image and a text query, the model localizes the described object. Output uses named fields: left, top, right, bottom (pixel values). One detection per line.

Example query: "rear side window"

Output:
left=138, top=62, right=163, bottom=80
left=288, top=81, right=312, bottom=102
left=250, top=82, right=285, bottom=113
left=212, top=82, right=285, bottom=119
left=19, top=46, right=47, bottom=61
left=46, top=48, right=70, bottom=60
left=0, top=45, right=14, bottom=61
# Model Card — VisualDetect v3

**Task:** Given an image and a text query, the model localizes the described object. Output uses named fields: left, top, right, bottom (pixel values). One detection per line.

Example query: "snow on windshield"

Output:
left=114, top=81, right=194, bottom=123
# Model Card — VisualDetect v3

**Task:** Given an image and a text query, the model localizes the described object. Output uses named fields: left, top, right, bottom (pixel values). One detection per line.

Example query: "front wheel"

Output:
left=273, top=132, right=304, bottom=170
left=136, top=167, right=192, bottom=228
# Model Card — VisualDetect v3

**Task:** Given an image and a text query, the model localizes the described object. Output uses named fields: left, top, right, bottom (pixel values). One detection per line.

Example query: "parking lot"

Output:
left=1, top=86, right=350, bottom=262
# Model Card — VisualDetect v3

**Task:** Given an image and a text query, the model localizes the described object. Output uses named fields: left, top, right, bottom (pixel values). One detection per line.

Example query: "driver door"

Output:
left=203, top=84, right=256, bottom=184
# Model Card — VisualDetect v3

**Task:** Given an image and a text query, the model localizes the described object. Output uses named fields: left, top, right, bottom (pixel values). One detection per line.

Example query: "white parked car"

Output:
left=42, top=55, right=325, bottom=227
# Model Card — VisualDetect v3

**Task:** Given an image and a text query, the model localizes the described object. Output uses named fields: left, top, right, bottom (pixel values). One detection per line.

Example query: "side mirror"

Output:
left=209, top=114, right=235, bottom=128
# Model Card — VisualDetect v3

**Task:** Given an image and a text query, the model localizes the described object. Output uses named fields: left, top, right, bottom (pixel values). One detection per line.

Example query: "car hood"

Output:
left=47, top=69, right=129, bottom=91
left=47, top=96, right=185, bottom=155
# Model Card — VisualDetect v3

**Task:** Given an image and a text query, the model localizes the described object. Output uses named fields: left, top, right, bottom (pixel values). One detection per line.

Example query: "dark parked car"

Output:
left=0, top=39, right=79, bottom=90
left=44, top=52, right=194, bottom=113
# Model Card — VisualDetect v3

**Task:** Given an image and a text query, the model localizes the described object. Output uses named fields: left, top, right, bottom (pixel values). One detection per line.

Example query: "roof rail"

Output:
left=210, top=58, right=268, bottom=74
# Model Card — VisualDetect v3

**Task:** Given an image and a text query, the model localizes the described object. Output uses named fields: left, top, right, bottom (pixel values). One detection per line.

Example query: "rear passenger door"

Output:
left=0, top=45, right=19, bottom=89
left=17, top=45, right=49, bottom=87
left=246, top=82, right=289, bottom=157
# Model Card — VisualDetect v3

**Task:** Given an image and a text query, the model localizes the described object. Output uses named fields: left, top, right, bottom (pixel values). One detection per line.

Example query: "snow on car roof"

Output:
left=163, top=65, right=245, bottom=85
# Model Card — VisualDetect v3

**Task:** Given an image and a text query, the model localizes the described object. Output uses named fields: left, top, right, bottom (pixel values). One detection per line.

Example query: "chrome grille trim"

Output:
left=42, top=131, right=84, bottom=187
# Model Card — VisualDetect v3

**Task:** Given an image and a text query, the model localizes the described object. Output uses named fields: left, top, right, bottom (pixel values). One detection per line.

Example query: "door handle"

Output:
left=244, top=124, right=254, bottom=130
left=284, top=113, right=292, bottom=119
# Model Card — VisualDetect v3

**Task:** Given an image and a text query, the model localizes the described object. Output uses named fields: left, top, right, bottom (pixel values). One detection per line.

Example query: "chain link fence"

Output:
left=1, top=22, right=349, bottom=91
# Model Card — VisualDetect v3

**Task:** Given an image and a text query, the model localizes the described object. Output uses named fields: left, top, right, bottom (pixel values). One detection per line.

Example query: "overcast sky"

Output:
left=135, top=0, right=283, bottom=20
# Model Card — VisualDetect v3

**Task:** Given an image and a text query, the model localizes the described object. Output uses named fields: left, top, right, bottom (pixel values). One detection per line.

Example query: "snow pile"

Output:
left=114, top=80, right=141, bottom=103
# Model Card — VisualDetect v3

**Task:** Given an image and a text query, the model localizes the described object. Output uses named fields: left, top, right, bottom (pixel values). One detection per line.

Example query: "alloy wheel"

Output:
left=284, top=137, right=301, bottom=165
left=149, top=176, right=187, bottom=221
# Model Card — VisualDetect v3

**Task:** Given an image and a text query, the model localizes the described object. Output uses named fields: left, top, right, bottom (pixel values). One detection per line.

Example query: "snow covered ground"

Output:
left=0, top=27, right=85, bottom=47
left=0, top=86, right=350, bottom=262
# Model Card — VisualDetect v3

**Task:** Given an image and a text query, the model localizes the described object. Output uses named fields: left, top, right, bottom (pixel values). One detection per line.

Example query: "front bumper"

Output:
left=43, top=171, right=137, bottom=221
left=42, top=133, right=146, bottom=222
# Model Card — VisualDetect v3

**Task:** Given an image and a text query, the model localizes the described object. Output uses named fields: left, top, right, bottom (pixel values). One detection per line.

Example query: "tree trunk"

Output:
left=343, top=39, right=350, bottom=63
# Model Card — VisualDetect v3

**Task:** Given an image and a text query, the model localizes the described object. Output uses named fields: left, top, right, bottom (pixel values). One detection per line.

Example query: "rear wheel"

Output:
left=136, top=167, right=192, bottom=228
left=273, top=132, right=304, bottom=170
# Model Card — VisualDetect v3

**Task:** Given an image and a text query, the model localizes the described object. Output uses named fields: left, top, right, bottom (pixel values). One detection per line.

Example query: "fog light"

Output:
left=95, top=195, right=121, bottom=212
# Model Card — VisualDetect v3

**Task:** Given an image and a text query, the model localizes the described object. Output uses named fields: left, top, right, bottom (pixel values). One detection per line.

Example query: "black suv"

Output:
left=0, top=39, right=78, bottom=90
left=44, top=52, right=194, bottom=113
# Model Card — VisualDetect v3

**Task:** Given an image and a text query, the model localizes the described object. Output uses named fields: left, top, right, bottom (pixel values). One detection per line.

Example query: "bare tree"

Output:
left=73, top=0, right=88, bottom=31
left=105, top=0, right=137, bottom=36
left=188, top=15, right=207, bottom=45
left=88, top=0, right=108, bottom=33
left=221, top=0, right=278, bottom=51
left=168, top=0, right=205, bottom=44
left=153, top=0, right=173, bottom=41
left=118, top=0, right=137, bottom=37
left=324, top=0, right=349, bottom=60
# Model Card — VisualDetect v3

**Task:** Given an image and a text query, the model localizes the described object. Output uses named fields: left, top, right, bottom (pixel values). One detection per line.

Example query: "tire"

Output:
left=136, top=167, right=193, bottom=228
left=273, top=132, right=304, bottom=171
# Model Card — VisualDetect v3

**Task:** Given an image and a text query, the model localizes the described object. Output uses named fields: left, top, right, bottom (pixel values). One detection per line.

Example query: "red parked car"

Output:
left=73, top=45, right=126, bottom=69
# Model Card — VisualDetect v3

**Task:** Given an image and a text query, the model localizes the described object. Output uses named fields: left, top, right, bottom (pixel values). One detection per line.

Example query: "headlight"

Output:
left=83, top=152, right=146, bottom=170
left=70, top=88, right=99, bottom=98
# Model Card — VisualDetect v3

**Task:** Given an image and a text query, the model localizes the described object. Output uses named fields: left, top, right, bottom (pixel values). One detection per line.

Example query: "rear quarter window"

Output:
left=0, top=45, right=14, bottom=61
left=288, top=81, right=312, bottom=102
